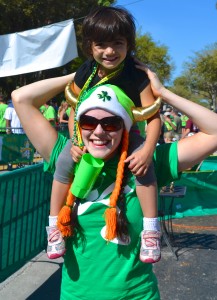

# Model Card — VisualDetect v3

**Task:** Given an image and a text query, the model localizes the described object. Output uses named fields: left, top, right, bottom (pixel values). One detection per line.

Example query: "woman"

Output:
left=12, top=66, right=217, bottom=299
left=58, top=101, right=70, bottom=126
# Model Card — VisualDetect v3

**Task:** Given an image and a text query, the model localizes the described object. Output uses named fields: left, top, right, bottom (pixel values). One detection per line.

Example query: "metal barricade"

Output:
left=0, top=164, right=52, bottom=282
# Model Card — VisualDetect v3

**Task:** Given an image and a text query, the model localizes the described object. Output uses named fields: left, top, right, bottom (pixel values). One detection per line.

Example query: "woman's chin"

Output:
left=88, top=149, right=109, bottom=160
left=86, top=140, right=117, bottom=160
left=87, top=144, right=110, bottom=159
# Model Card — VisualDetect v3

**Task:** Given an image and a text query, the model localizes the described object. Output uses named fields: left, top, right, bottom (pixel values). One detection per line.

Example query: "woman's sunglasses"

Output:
left=79, top=115, right=124, bottom=132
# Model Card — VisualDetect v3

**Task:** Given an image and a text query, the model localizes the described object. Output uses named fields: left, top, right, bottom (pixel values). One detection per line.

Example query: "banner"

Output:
left=0, top=19, right=78, bottom=77
left=0, top=134, right=35, bottom=164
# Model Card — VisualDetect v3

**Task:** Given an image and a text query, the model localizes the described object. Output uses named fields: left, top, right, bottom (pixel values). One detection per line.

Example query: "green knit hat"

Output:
left=76, top=84, right=134, bottom=132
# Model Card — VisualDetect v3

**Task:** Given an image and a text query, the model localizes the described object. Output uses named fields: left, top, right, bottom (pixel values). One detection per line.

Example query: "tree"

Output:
left=0, top=0, right=113, bottom=34
left=0, top=0, right=114, bottom=97
left=183, top=43, right=217, bottom=110
left=170, top=76, right=193, bottom=99
left=0, top=2, right=174, bottom=101
left=168, top=75, right=209, bottom=107
left=135, top=32, right=174, bottom=83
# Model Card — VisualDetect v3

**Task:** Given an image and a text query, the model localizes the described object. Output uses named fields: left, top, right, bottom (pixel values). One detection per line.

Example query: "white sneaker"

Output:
left=140, top=230, right=161, bottom=263
left=46, top=226, right=66, bottom=259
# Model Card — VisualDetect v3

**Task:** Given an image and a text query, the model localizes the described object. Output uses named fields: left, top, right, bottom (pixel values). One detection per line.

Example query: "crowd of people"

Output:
left=0, top=92, right=72, bottom=134
left=39, top=100, right=71, bottom=128
left=158, top=106, right=199, bottom=144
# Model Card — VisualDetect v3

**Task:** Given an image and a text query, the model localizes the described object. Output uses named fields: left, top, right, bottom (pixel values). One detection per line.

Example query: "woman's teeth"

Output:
left=93, top=140, right=107, bottom=145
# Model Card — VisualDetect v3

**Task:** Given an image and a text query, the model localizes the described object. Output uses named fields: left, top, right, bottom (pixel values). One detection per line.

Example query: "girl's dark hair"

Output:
left=82, top=6, right=136, bottom=57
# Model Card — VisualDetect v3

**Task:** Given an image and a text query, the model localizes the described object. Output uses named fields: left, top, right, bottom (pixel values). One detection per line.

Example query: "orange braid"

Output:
left=105, top=130, right=129, bottom=241
left=57, top=190, right=76, bottom=237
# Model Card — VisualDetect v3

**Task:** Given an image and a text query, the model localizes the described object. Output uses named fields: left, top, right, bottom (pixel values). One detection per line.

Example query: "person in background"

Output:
left=43, top=101, right=56, bottom=126
left=171, top=108, right=182, bottom=140
left=4, top=99, right=24, bottom=134
left=162, top=111, right=177, bottom=133
left=163, top=131, right=175, bottom=143
left=181, top=114, right=189, bottom=134
left=39, top=105, right=46, bottom=114
left=182, top=117, right=199, bottom=138
left=0, top=94, right=8, bottom=134
left=58, top=101, right=69, bottom=126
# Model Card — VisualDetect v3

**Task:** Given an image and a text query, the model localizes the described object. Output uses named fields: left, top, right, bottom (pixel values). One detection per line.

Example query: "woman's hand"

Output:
left=133, top=58, right=165, bottom=98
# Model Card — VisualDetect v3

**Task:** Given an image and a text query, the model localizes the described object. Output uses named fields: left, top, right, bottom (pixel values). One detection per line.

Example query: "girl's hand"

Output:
left=133, top=58, right=165, bottom=98
left=70, top=144, right=87, bottom=162
left=124, top=147, right=153, bottom=177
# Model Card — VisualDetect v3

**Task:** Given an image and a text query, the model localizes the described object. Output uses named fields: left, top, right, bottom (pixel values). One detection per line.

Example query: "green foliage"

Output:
left=0, top=0, right=114, bottom=34
left=170, top=76, right=192, bottom=99
left=135, top=32, right=174, bottom=83
left=182, top=43, right=217, bottom=110
left=0, top=0, right=115, bottom=97
left=169, top=76, right=208, bottom=107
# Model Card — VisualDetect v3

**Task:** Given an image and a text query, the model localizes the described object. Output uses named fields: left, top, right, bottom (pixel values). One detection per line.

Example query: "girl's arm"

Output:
left=68, top=107, right=75, bottom=138
left=12, top=73, right=75, bottom=162
left=67, top=83, right=86, bottom=162
left=125, top=84, right=161, bottom=176
left=140, top=84, right=161, bottom=155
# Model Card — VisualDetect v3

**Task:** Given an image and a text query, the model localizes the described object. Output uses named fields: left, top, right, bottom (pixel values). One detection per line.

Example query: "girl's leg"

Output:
left=136, top=182, right=158, bottom=219
left=128, top=128, right=161, bottom=263
left=50, top=179, right=71, bottom=216
left=136, top=165, right=161, bottom=264
left=136, top=182, right=161, bottom=264
left=47, top=140, right=74, bottom=259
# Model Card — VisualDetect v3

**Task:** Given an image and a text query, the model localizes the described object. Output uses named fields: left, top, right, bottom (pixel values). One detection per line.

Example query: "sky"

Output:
left=116, top=0, right=217, bottom=80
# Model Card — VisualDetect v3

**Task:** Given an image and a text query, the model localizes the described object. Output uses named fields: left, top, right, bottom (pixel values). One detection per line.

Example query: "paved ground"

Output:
left=0, top=215, right=216, bottom=300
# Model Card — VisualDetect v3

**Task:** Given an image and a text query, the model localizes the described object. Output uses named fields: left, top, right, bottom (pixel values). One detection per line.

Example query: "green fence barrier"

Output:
left=200, top=155, right=217, bottom=171
left=0, top=134, right=35, bottom=165
left=0, top=156, right=216, bottom=283
left=0, top=164, right=52, bottom=283
left=0, top=129, right=69, bottom=165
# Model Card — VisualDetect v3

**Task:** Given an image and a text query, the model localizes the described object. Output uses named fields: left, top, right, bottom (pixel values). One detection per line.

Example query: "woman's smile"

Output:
left=91, top=139, right=109, bottom=146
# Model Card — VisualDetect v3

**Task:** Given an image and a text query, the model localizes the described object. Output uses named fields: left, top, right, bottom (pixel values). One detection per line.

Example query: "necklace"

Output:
left=72, top=61, right=124, bottom=146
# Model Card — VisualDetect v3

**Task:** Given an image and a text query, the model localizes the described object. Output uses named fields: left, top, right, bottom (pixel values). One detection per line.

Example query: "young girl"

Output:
left=47, top=6, right=162, bottom=263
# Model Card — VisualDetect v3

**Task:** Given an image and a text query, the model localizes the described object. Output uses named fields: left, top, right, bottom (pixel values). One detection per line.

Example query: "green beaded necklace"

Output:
left=72, top=62, right=124, bottom=147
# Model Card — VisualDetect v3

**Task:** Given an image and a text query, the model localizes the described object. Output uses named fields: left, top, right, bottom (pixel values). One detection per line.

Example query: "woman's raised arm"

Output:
left=135, top=60, right=217, bottom=171
left=12, top=73, right=75, bottom=162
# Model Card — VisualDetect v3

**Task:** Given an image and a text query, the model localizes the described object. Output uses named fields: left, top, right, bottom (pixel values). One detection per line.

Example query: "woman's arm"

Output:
left=135, top=61, right=217, bottom=171
left=12, top=73, right=75, bottom=161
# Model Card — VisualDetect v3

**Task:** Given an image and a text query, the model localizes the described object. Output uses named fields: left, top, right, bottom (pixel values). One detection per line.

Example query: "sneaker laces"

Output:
left=142, top=231, right=160, bottom=250
left=48, top=229, right=61, bottom=243
left=144, top=237, right=158, bottom=248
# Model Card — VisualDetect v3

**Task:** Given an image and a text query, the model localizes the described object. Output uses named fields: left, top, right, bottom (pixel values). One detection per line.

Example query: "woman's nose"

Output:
left=93, top=123, right=105, bottom=134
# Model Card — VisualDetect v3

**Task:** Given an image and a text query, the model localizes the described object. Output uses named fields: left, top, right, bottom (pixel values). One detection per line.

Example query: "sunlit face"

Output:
left=91, top=37, right=128, bottom=73
left=80, top=109, right=124, bottom=160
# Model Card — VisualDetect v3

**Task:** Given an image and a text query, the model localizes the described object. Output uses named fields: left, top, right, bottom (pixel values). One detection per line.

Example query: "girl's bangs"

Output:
left=91, top=22, right=127, bottom=42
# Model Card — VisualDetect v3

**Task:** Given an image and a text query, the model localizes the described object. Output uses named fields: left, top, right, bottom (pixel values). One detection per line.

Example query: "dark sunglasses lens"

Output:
left=79, top=116, right=96, bottom=130
left=102, top=119, right=122, bottom=131
left=79, top=116, right=123, bottom=131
